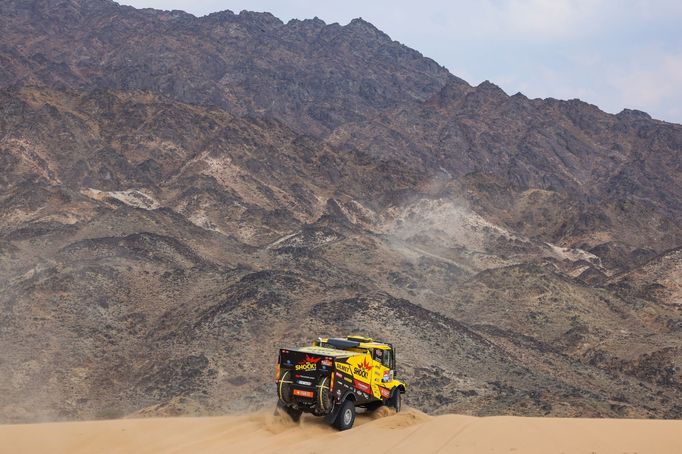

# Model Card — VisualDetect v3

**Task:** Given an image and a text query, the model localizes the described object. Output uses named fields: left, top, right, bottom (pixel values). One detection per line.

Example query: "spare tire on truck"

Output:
left=278, top=370, right=293, bottom=404
left=276, top=370, right=303, bottom=422
left=317, top=376, right=332, bottom=413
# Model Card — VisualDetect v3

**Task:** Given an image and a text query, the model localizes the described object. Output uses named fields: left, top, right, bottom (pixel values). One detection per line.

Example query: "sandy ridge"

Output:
left=2, top=408, right=681, bottom=454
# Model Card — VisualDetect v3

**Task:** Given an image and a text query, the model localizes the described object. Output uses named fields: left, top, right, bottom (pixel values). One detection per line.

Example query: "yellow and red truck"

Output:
left=275, top=336, right=406, bottom=430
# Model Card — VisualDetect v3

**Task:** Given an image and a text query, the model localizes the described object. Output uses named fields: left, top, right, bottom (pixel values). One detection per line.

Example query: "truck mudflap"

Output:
left=324, top=390, right=360, bottom=424
left=324, top=400, right=343, bottom=424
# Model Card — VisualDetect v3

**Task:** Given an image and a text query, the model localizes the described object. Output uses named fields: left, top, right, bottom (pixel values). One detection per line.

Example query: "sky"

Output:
left=120, top=1, right=682, bottom=124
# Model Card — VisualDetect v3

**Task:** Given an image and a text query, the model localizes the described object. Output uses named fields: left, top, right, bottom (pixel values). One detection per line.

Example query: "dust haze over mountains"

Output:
left=0, top=0, right=681, bottom=423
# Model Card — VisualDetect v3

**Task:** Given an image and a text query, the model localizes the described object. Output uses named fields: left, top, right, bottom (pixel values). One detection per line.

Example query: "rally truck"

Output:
left=275, top=336, right=406, bottom=430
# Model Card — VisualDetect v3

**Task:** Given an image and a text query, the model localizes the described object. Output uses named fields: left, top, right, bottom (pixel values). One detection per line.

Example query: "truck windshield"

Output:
left=382, top=349, right=393, bottom=369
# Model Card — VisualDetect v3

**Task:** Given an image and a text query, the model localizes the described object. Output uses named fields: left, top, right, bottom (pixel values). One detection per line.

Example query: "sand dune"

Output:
left=2, top=407, right=681, bottom=454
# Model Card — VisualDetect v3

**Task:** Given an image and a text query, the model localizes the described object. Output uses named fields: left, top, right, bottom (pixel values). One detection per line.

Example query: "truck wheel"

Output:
left=278, top=371, right=293, bottom=403
left=318, top=376, right=332, bottom=413
left=333, top=399, right=356, bottom=431
left=388, top=389, right=402, bottom=412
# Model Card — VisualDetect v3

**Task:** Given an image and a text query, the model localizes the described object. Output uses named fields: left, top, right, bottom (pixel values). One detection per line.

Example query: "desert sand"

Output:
left=2, top=408, right=681, bottom=454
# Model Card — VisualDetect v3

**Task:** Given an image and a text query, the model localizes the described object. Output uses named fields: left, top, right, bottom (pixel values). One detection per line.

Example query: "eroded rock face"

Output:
left=0, top=0, right=681, bottom=423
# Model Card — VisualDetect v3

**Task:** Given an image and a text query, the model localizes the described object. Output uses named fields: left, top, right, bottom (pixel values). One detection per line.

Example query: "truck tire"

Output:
left=278, top=370, right=293, bottom=404
left=317, top=376, right=332, bottom=413
left=388, top=389, right=402, bottom=412
left=333, top=399, right=356, bottom=431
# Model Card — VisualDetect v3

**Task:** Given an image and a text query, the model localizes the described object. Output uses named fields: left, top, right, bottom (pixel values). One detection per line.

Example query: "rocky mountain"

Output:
left=0, top=0, right=680, bottom=422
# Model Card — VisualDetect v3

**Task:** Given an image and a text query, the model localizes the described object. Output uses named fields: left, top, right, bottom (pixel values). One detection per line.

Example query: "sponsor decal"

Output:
left=344, top=376, right=353, bottom=383
left=293, top=389, right=314, bottom=398
left=354, top=379, right=371, bottom=394
left=380, top=387, right=391, bottom=399
left=353, top=358, right=373, bottom=379
left=335, top=362, right=352, bottom=375
left=383, top=371, right=391, bottom=382
left=335, top=372, right=343, bottom=378
left=296, top=355, right=321, bottom=371
left=321, top=359, right=333, bottom=367
left=296, top=380, right=312, bottom=386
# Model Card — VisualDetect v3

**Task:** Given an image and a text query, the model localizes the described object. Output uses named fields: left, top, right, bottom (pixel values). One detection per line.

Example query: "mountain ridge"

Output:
left=0, top=0, right=680, bottom=423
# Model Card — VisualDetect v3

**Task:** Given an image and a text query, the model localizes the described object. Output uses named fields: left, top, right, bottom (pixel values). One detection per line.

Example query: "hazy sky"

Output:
left=120, top=1, right=682, bottom=124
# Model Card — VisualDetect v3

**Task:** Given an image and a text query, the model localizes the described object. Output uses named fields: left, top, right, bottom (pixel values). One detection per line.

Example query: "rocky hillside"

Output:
left=0, top=0, right=680, bottom=422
